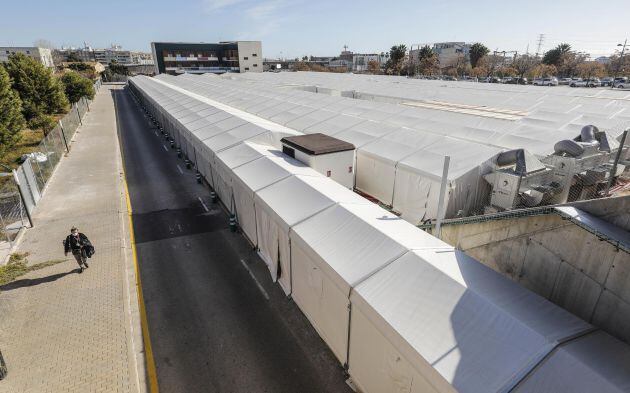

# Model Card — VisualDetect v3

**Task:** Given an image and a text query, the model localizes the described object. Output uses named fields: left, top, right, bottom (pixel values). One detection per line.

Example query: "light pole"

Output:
left=612, top=39, right=627, bottom=89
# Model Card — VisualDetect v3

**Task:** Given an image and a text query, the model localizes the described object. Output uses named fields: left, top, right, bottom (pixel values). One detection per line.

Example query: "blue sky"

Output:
left=1, top=0, right=628, bottom=58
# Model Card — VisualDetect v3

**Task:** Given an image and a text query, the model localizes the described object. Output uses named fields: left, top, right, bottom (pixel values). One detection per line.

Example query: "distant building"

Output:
left=93, top=45, right=132, bottom=65
left=0, top=47, right=54, bottom=68
left=433, top=42, right=471, bottom=65
left=410, top=42, right=472, bottom=67
left=595, top=56, right=611, bottom=65
left=352, top=53, right=387, bottom=72
left=151, top=41, right=263, bottom=75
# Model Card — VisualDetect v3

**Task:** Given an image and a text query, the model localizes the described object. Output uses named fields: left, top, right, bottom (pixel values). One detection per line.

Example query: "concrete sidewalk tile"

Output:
left=0, top=85, right=146, bottom=393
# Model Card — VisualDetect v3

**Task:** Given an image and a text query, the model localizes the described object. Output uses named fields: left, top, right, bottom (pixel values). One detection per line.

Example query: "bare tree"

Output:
left=33, top=39, right=55, bottom=49
left=512, top=55, right=539, bottom=79
left=576, top=61, right=605, bottom=79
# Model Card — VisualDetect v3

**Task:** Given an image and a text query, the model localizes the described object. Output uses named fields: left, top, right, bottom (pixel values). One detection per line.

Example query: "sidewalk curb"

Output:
left=114, top=88, right=157, bottom=393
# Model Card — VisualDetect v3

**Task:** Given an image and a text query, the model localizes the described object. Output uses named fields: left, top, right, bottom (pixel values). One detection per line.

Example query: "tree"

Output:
left=607, top=54, right=630, bottom=77
left=385, top=44, right=407, bottom=75
left=4, top=53, right=68, bottom=133
left=66, top=52, right=82, bottom=63
left=471, top=66, right=488, bottom=78
left=442, top=53, right=469, bottom=77
left=33, top=39, right=54, bottom=49
left=367, top=60, right=381, bottom=74
left=482, top=54, right=504, bottom=77
left=576, top=61, right=605, bottom=79
left=542, top=43, right=571, bottom=67
left=416, top=45, right=439, bottom=75
left=61, top=71, right=95, bottom=104
left=528, top=63, right=558, bottom=78
left=108, top=60, right=129, bottom=76
left=0, top=65, right=26, bottom=156
left=512, top=55, right=539, bottom=79
left=469, top=43, right=489, bottom=68
left=558, top=51, right=588, bottom=77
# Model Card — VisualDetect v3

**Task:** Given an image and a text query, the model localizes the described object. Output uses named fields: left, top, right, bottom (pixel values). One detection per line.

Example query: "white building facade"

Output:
left=0, top=47, right=54, bottom=68
left=352, top=53, right=387, bottom=72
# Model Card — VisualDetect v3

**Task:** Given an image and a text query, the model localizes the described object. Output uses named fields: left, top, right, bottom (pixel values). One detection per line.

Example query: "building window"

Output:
left=244, top=56, right=248, bottom=60
left=252, top=53, right=257, bottom=57
left=244, top=67, right=249, bottom=71
left=253, top=64, right=258, bottom=67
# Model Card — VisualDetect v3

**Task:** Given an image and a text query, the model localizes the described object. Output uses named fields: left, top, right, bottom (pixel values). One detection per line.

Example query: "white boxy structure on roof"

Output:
left=128, top=74, right=630, bottom=393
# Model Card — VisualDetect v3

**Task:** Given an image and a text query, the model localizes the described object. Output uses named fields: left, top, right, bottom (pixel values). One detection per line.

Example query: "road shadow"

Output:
left=0, top=269, right=81, bottom=291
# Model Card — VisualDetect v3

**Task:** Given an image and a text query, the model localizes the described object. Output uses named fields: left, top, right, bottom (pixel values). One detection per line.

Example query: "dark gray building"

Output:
left=151, top=41, right=262, bottom=75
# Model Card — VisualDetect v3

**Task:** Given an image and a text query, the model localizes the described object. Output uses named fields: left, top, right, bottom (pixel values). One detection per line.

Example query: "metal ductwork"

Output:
left=553, top=125, right=601, bottom=157
left=496, top=149, right=527, bottom=175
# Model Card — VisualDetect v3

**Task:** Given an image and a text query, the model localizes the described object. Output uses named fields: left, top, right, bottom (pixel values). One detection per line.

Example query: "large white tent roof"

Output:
left=350, top=248, right=593, bottom=393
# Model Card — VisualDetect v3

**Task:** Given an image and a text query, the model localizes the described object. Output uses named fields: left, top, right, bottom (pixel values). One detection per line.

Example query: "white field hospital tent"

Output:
left=212, top=142, right=276, bottom=211
left=289, top=202, right=449, bottom=363
left=129, top=76, right=630, bottom=393
left=230, top=152, right=321, bottom=246
left=347, top=248, right=593, bottom=393
left=253, top=174, right=368, bottom=294
left=392, top=138, right=502, bottom=223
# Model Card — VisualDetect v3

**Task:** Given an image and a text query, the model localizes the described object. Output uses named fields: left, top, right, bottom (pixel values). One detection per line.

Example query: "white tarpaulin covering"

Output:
left=513, top=331, right=630, bottom=393
left=348, top=248, right=593, bottom=393
left=290, top=203, right=447, bottom=362
left=230, top=152, right=320, bottom=244
left=253, top=175, right=366, bottom=293
left=213, top=142, right=275, bottom=211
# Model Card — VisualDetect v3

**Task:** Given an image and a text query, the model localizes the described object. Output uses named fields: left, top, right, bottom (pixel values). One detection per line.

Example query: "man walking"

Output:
left=64, top=227, right=91, bottom=273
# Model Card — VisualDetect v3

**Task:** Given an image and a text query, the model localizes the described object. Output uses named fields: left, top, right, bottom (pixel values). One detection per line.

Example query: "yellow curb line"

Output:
left=116, top=90, right=159, bottom=393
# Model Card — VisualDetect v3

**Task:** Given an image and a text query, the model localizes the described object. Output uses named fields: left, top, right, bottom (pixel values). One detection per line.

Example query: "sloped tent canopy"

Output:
left=513, top=331, right=630, bottom=393
left=212, top=142, right=276, bottom=213
left=230, top=152, right=321, bottom=246
left=289, top=202, right=448, bottom=363
left=393, top=138, right=503, bottom=223
left=253, top=174, right=367, bottom=293
left=355, top=130, right=445, bottom=205
left=348, top=248, right=593, bottom=393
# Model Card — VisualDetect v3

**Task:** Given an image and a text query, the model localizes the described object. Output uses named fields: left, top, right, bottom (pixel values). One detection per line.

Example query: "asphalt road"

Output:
left=113, top=87, right=351, bottom=393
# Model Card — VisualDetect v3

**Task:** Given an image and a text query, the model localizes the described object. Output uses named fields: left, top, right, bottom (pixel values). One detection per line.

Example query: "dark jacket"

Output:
left=64, top=233, right=89, bottom=253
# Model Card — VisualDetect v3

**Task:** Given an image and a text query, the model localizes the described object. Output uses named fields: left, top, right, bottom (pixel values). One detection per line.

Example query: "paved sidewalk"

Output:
left=0, top=85, right=146, bottom=393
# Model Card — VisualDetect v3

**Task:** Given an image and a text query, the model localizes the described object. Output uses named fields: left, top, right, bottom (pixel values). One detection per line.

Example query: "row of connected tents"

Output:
left=128, top=75, right=630, bottom=393
left=144, top=72, right=630, bottom=225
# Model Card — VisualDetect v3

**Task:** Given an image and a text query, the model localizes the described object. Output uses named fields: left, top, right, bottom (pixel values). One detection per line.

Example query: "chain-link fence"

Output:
left=0, top=79, right=102, bottom=246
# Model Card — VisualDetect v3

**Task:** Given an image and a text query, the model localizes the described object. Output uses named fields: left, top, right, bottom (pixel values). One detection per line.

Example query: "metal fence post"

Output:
left=605, top=129, right=629, bottom=196
left=75, top=103, right=82, bottom=126
left=12, top=170, right=33, bottom=228
left=59, top=120, right=70, bottom=152
left=435, top=155, right=451, bottom=239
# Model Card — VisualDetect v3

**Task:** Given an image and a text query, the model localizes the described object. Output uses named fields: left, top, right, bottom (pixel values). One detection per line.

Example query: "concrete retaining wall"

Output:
left=439, top=197, right=630, bottom=343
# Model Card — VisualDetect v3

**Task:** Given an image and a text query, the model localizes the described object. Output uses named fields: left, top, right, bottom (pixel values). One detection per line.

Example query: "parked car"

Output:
left=532, top=77, right=558, bottom=86
left=558, top=77, right=573, bottom=85
left=570, top=78, right=600, bottom=87
left=489, top=77, right=503, bottom=83
left=600, top=77, right=614, bottom=86
left=502, top=77, right=514, bottom=84
left=504, top=77, right=528, bottom=85
left=615, top=78, right=630, bottom=89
